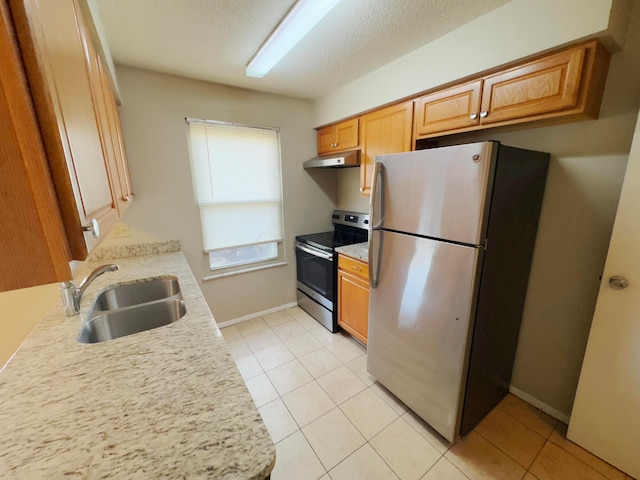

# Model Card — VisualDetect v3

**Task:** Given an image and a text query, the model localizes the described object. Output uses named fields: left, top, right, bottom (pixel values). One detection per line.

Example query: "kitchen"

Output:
left=1, top=0, right=639, bottom=478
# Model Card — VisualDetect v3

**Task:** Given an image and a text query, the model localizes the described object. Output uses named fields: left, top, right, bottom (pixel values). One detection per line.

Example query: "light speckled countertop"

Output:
left=0, top=245, right=275, bottom=479
left=335, top=242, right=369, bottom=262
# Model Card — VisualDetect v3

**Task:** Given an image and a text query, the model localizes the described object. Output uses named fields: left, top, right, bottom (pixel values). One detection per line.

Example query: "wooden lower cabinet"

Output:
left=337, top=255, right=370, bottom=345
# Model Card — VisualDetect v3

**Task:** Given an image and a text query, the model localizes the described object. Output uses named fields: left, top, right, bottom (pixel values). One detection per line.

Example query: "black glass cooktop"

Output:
left=296, top=228, right=368, bottom=252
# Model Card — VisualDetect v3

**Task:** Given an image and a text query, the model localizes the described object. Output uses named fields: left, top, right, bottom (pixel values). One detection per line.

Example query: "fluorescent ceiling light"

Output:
left=246, top=0, right=341, bottom=78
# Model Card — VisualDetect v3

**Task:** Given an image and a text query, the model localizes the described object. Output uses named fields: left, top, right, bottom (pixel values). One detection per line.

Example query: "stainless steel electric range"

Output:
left=295, top=210, right=369, bottom=332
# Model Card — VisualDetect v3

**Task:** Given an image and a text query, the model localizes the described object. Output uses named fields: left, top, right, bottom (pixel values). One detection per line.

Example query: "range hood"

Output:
left=303, top=149, right=360, bottom=169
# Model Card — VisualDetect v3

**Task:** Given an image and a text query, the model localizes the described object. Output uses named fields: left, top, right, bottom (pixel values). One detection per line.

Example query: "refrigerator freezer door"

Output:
left=374, top=142, right=497, bottom=245
left=367, top=229, right=481, bottom=442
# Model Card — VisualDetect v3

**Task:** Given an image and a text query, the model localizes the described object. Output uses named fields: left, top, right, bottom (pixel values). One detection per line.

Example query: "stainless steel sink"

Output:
left=91, top=277, right=181, bottom=311
left=78, top=276, right=186, bottom=344
left=78, top=299, right=187, bottom=344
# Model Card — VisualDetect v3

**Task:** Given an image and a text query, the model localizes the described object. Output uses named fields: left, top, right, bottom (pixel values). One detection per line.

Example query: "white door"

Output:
left=568, top=112, right=640, bottom=478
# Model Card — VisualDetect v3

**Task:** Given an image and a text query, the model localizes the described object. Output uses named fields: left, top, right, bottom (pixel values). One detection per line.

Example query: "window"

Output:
left=186, top=119, right=284, bottom=274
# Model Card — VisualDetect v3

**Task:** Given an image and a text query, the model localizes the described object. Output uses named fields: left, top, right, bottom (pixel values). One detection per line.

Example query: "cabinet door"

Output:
left=11, top=0, right=119, bottom=257
left=334, top=118, right=358, bottom=152
left=316, top=118, right=359, bottom=155
left=360, top=101, right=413, bottom=195
left=82, top=22, right=133, bottom=215
left=0, top=0, right=71, bottom=291
left=414, top=80, right=482, bottom=138
left=101, top=68, right=134, bottom=208
left=317, top=124, right=336, bottom=154
left=337, top=268, right=369, bottom=345
left=479, top=46, right=585, bottom=125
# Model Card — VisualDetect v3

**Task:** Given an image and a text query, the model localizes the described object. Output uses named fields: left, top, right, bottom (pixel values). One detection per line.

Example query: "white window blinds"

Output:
left=187, top=120, right=283, bottom=253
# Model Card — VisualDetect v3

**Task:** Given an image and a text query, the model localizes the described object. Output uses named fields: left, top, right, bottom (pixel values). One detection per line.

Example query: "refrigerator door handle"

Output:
left=369, top=229, right=381, bottom=288
left=369, top=160, right=383, bottom=229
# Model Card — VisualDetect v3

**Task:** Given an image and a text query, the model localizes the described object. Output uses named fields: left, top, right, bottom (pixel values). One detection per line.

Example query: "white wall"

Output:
left=0, top=284, right=58, bottom=369
left=102, top=66, right=336, bottom=322
left=329, top=0, right=640, bottom=416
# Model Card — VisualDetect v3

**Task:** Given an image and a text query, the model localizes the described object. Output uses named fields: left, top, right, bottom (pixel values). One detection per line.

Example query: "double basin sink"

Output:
left=78, top=276, right=187, bottom=344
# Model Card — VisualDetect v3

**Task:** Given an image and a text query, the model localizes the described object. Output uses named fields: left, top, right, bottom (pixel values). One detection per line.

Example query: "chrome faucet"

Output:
left=60, top=264, right=119, bottom=316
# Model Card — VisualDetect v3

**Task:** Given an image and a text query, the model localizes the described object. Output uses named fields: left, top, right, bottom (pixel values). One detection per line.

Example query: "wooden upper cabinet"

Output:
left=100, top=63, right=134, bottom=210
left=11, top=0, right=121, bottom=257
left=413, top=40, right=610, bottom=140
left=360, top=101, right=413, bottom=195
left=479, top=46, right=585, bottom=125
left=317, top=117, right=359, bottom=155
left=0, top=0, right=71, bottom=291
left=81, top=21, right=133, bottom=215
left=414, top=80, right=482, bottom=137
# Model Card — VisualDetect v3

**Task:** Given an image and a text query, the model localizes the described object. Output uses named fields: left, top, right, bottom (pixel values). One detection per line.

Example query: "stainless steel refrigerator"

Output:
left=367, top=141, right=549, bottom=443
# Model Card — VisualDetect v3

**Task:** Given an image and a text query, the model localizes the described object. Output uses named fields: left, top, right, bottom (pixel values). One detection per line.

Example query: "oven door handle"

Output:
left=295, top=241, right=334, bottom=261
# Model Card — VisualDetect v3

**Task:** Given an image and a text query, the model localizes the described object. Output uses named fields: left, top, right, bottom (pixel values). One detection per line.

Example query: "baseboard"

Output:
left=216, top=302, right=298, bottom=328
left=509, top=385, right=570, bottom=424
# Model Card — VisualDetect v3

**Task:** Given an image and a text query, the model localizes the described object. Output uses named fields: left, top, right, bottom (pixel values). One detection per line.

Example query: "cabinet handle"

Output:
left=480, top=110, right=489, bottom=118
left=470, top=113, right=478, bottom=120
left=122, top=195, right=132, bottom=203
left=82, top=218, right=100, bottom=238
left=331, top=142, right=338, bottom=148
left=352, top=265, right=362, bottom=272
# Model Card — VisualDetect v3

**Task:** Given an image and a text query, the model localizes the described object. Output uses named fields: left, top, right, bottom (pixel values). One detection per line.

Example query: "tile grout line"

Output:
left=236, top=319, right=614, bottom=480
left=541, top=440, right=624, bottom=480
left=261, top=322, right=350, bottom=476
left=496, top=403, right=558, bottom=440
left=262, top=346, right=330, bottom=478
left=524, top=437, right=550, bottom=480
left=227, top=323, right=447, bottom=475
left=421, top=454, right=470, bottom=480
left=277, top=335, right=396, bottom=478
left=472, top=424, right=545, bottom=472
left=332, top=441, right=403, bottom=480
left=399, top=410, right=453, bottom=456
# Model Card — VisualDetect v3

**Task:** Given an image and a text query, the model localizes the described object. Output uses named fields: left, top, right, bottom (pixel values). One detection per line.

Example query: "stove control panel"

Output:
left=332, top=210, right=370, bottom=230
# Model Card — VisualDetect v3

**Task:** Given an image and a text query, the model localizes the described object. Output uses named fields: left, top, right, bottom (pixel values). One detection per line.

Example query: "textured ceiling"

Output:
left=96, top=0, right=511, bottom=100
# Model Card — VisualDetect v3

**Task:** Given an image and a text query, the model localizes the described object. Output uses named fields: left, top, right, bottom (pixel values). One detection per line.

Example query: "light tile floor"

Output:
left=222, top=307, right=634, bottom=480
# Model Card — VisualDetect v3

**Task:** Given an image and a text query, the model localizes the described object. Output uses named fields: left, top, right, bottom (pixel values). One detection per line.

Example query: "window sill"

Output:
left=202, top=261, right=287, bottom=281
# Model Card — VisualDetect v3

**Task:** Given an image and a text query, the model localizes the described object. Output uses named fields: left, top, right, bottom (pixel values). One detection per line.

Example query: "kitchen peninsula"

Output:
left=0, top=243, right=275, bottom=479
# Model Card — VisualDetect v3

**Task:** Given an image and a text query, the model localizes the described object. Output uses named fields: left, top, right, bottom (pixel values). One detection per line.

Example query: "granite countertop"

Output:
left=0, top=243, right=275, bottom=479
left=335, top=241, right=369, bottom=263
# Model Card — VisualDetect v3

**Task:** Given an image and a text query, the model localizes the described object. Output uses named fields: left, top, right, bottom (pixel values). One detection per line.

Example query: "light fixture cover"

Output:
left=246, top=0, right=341, bottom=78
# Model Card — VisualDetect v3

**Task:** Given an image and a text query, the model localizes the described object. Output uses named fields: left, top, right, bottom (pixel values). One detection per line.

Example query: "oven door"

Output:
left=295, top=241, right=334, bottom=304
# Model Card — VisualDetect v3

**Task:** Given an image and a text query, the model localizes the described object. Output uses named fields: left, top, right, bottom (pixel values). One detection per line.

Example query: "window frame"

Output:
left=186, top=118, right=287, bottom=279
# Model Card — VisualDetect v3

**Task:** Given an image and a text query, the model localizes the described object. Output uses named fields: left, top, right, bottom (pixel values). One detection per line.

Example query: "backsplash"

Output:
left=88, top=240, right=182, bottom=261
left=336, top=167, right=369, bottom=213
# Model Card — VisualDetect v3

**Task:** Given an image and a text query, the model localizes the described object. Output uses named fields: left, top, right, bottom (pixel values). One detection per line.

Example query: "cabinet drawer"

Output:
left=338, top=255, right=369, bottom=281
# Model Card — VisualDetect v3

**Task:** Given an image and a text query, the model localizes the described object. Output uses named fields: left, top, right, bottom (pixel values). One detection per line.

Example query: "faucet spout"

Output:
left=61, top=264, right=119, bottom=316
